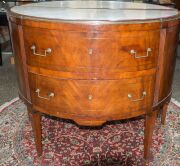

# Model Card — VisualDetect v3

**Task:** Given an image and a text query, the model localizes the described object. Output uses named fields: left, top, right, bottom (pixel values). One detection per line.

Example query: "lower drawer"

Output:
left=29, top=73, right=155, bottom=120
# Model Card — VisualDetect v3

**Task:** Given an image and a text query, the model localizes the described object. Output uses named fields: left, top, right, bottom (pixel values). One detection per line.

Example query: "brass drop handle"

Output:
left=130, top=48, right=152, bottom=59
left=128, top=91, right=147, bottom=102
left=35, top=89, right=54, bottom=100
left=31, top=45, right=52, bottom=57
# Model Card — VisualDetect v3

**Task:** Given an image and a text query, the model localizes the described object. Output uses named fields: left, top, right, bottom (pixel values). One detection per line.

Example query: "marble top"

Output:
left=10, top=1, right=179, bottom=22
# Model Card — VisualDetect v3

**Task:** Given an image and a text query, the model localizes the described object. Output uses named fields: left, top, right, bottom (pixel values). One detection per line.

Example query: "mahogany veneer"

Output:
left=8, top=1, right=180, bottom=161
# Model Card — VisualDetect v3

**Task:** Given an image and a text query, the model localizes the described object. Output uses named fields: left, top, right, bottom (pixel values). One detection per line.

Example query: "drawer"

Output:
left=29, top=73, right=155, bottom=119
left=23, top=27, right=91, bottom=70
left=23, top=27, right=159, bottom=72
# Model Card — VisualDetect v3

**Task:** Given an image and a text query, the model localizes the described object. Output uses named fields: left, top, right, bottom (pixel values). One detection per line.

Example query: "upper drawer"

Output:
left=29, top=73, right=155, bottom=120
left=23, top=27, right=159, bottom=72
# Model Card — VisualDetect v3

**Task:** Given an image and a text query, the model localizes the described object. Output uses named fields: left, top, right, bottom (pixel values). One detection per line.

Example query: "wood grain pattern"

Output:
left=23, top=27, right=160, bottom=72
left=29, top=73, right=155, bottom=123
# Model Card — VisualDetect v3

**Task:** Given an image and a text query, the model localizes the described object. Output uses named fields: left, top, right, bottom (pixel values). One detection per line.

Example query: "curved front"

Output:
left=8, top=14, right=179, bottom=126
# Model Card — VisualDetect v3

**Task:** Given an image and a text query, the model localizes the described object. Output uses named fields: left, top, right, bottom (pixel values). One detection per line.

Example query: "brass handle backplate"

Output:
left=31, top=45, right=52, bottom=57
left=35, top=89, right=54, bottom=100
left=130, top=48, right=152, bottom=59
left=128, top=91, right=147, bottom=102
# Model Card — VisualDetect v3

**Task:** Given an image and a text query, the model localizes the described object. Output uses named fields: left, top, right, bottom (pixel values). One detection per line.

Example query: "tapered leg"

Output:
left=31, top=111, right=42, bottom=156
left=161, top=103, right=168, bottom=125
left=144, top=111, right=157, bottom=160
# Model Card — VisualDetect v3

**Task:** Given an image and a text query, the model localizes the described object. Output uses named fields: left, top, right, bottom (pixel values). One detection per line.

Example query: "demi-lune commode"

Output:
left=8, top=1, right=180, bottom=160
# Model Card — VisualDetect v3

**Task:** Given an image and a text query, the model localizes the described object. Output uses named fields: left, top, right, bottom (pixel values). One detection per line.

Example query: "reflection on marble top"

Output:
left=10, top=1, right=179, bottom=22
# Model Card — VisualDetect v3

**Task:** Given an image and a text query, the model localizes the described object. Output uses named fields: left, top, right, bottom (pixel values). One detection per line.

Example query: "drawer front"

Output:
left=23, top=27, right=91, bottom=70
left=24, top=27, right=159, bottom=72
left=29, top=73, right=155, bottom=119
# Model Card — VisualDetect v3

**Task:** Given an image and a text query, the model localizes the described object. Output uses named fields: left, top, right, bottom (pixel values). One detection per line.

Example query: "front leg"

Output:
left=161, top=102, right=169, bottom=125
left=31, top=110, right=43, bottom=156
left=144, top=111, right=157, bottom=160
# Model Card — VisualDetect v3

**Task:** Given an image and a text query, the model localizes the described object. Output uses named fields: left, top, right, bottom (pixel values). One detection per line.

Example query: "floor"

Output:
left=0, top=52, right=180, bottom=106
left=173, top=56, right=180, bottom=100
left=0, top=53, right=18, bottom=105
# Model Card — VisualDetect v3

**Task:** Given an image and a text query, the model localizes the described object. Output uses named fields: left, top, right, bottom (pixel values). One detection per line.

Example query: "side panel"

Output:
left=154, top=22, right=179, bottom=104
left=8, top=21, right=31, bottom=103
